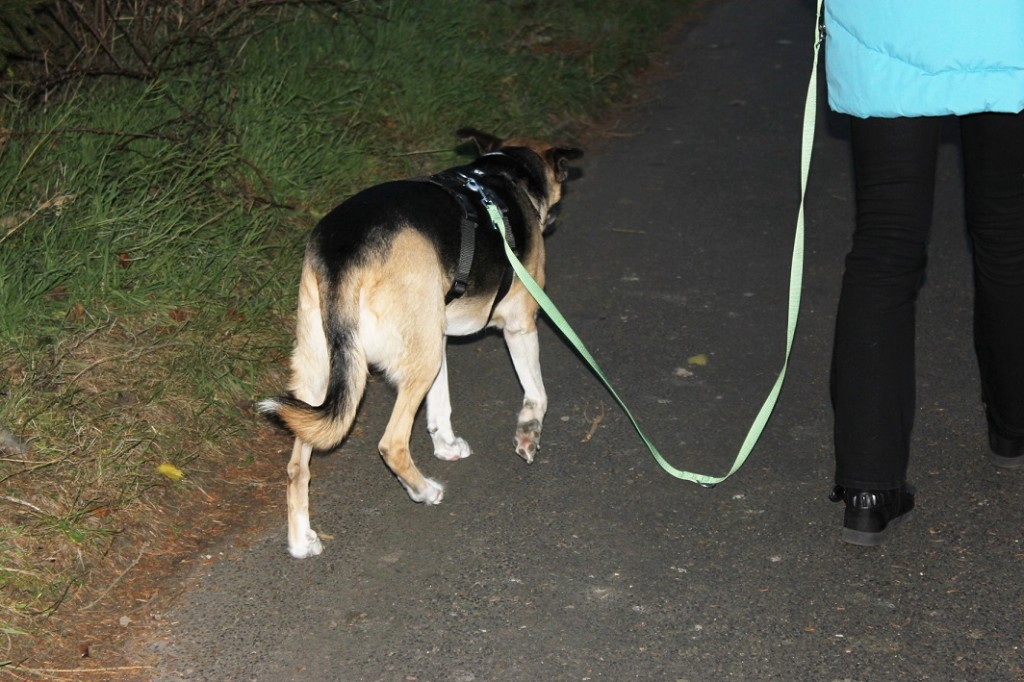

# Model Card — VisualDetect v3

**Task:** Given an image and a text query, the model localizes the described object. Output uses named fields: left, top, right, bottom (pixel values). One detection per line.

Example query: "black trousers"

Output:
left=832, top=113, right=1024, bottom=490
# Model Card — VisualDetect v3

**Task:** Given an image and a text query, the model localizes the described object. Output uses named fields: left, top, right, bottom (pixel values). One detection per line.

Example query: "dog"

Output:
left=260, top=128, right=582, bottom=558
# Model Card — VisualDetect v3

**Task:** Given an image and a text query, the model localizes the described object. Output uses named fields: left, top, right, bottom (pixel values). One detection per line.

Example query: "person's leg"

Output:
left=961, top=112, right=1024, bottom=465
left=831, top=116, right=944, bottom=490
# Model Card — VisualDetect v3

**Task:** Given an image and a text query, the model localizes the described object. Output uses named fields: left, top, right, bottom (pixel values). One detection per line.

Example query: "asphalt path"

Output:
left=143, top=0, right=1024, bottom=679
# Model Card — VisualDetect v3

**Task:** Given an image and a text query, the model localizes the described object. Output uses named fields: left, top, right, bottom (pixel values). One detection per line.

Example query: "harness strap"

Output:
left=446, top=191, right=478, bottom=304
left=425, top=171, right=517, bottom=310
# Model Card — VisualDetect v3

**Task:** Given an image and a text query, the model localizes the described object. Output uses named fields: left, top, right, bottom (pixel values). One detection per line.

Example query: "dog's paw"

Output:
left=433, top=437, right=472, bottom=461
left=407, top=477, right=445, bottom=505
left=515, top=419, right=542, bottom=463
left=289, top=529, right=324, bottom=559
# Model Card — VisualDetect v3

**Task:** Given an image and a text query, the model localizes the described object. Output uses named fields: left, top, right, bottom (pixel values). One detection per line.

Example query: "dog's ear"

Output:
left=457, top=127, right=504, bottom=155
left=546, top=147, right=584, bottom=182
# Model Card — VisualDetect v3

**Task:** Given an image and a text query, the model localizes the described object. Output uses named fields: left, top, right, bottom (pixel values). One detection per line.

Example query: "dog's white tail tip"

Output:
left=257, top=398, right=281, bottom=416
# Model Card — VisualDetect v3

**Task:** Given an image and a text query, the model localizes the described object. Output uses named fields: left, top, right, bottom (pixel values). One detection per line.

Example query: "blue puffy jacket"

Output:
left=824, top=0, right=1024, bottom=118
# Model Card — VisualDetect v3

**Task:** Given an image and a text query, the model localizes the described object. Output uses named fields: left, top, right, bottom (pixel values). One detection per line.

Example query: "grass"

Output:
left=0, top=0, right=694, bottom=669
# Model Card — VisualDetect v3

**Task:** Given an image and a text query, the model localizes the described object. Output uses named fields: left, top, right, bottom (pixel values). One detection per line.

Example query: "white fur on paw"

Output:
left=407, top=477, right=445, bottom=505
left=515, top=420, right=541, bottom=463
left=516, top=439, right=537, bottom=464
left=433, top=437, right=472, bottom=461
left=289, top=529, right=324, bottom=559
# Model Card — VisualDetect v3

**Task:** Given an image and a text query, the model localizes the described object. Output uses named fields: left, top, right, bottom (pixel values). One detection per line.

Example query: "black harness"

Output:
left=426, top=170, right=518, bottom=312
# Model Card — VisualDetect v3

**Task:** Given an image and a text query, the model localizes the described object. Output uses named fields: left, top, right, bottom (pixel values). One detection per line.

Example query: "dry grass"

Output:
left=0, top=310, right=289, bottom=669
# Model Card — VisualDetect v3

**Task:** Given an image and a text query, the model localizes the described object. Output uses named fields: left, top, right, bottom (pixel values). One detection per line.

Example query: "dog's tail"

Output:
left=258, top=269, right=367, bottom=451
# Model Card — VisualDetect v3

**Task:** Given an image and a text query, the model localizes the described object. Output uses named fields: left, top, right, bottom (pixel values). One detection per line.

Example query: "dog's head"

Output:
left=457, top=127, right=583, bottom=213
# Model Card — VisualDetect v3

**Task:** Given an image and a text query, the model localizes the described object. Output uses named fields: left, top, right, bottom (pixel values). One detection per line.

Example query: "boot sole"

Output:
left=989, top=451, right=1024, bottom=469
left=989, top=429, right=1023, bottom=467
left=841, top=508, right=915, bottom=547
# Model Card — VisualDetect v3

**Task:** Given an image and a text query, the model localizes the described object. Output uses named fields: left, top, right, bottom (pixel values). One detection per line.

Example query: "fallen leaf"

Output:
left=66, top=302, right=87, bottom=323
left=157, top=463, right=184, bottom=481
left=168, top=308, right=191, bottom=323
left=687, top=354, right=709, bottom=367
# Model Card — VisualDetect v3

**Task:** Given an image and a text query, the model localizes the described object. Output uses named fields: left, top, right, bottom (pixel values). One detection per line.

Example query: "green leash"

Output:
left=482, top=2, right=823, bottom=485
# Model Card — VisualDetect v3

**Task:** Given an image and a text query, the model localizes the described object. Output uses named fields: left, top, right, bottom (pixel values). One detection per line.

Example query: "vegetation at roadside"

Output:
left=0, top=0, right=692, bottom=668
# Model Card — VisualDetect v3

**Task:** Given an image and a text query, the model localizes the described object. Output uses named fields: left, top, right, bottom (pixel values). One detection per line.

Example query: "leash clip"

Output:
left=459, top=174, right=495, bottom=206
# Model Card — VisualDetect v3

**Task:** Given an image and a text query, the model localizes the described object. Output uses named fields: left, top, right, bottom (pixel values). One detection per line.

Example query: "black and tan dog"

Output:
left=260, top=128, right=582, bottom=558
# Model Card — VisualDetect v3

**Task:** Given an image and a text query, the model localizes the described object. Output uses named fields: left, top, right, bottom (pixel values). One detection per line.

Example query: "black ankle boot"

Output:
left=829, top=483, right=915, bottom=546
left=988, top=425, right=1024, bottom=469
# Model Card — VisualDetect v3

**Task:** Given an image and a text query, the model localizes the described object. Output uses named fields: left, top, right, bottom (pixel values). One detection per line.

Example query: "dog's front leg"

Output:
left=504, top=326, right=547, bottom=463
left=426, top=342, right=472, bottom=461
left=287, top=438, right=324, bottom=558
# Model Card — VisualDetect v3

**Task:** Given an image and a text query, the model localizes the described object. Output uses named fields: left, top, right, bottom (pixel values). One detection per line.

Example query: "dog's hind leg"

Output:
left=364, top=230, right=446, bottom=503
left=375, top=327, right=445, bottom=502
left=380, top=375, right=445, bottom=504
left=284, top=265, right=332, bottom=558
left=286, top=439, right=322, bottom=558
left=504, top=321, right=547, bottom=464
left=426, top=341, right=473, bottom=461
